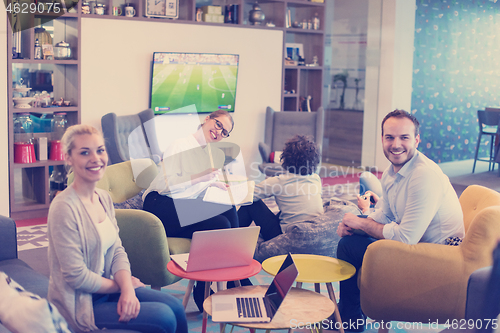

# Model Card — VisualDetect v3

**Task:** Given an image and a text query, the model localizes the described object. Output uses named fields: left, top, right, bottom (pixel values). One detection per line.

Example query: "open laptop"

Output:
left=170, top=226, right=260, bottom=272
left=211, top=252, right=299, bottom=323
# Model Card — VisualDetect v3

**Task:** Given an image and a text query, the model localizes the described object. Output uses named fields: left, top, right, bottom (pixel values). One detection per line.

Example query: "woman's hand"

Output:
left=113, top=270, right=140, bottom=322
left=131, top=276, right=145, bottom=289
left=117, top=289, right=140, bottom=322
left=210, top=182, right=229, bottom=190
left=193, top=168, right=221, bottom=184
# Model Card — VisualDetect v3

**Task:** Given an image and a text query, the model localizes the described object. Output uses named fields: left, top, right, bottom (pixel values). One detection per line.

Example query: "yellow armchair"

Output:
left=359, top=185, right=500, bottom=322
left=68, top=158, right=191, bottom=289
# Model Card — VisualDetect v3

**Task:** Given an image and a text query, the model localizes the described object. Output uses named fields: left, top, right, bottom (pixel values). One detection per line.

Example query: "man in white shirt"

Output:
left=335, top=110, right=465, bottom=332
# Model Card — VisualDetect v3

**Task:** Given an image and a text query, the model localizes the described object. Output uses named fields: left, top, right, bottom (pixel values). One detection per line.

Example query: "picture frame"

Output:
left=285, top=43, right=304, bottom=62
left=42, top=44, right=54, bottom=60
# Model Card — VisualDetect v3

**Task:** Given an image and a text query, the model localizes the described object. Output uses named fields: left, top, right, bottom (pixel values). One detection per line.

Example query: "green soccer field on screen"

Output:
left=150, top=52, right=239, bottom=114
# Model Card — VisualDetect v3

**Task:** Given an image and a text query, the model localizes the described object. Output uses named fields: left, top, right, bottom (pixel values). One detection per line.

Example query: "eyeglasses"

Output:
left=214, top=119, right=230, bottom=138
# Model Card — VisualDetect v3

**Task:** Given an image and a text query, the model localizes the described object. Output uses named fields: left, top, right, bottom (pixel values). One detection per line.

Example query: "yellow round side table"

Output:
left=262, top=254, right=356, bottom=333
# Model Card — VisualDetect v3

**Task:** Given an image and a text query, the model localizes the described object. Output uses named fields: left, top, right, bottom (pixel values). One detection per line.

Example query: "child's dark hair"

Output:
left=280, top=135, right=320, bottom=175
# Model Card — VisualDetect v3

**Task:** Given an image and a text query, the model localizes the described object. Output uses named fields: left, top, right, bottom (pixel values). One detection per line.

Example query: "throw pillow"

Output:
left=0, top=272, right=71, bottom=333
left=269, top=151, right=283, bottom=163
left=113, top=189, right=145, bottom=210
left=445, top=236, right=463, bottom=246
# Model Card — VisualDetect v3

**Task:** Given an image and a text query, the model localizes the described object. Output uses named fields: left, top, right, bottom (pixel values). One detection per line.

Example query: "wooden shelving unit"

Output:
left=6, top=0, right=324, bottom=219
left=7, top=6, right=81, bottom=219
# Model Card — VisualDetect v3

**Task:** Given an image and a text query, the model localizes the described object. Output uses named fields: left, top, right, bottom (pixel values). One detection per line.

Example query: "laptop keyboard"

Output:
left=236, top=297, right=263, bottom=318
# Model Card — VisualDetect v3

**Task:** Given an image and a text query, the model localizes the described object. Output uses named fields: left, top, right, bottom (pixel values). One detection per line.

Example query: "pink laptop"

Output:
left=170, top=226, right=260, bottom=272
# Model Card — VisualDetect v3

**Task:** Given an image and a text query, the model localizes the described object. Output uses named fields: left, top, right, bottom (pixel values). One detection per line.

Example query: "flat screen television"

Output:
left=150, top=52, right=239, bottom=115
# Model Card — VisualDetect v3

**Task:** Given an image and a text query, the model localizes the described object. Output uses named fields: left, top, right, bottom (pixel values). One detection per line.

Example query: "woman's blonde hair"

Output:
left=61, top=124, right=102, bottom=157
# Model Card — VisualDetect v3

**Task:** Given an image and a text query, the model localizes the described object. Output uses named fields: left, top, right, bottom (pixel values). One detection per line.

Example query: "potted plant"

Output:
left=333, top=70, right=348, bottom=109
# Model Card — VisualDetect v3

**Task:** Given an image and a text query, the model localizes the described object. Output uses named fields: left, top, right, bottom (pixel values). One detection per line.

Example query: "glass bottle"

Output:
left=49, top=167, right=65, bottom=201
left=51, top=112, right=67, bottom=141
left=313, top=13, right=320, bottom=30
left=41, top=91, right=51, bottom=107
left=14, top=113, right=34, bottom=143
left=34, top=38, right=42, bottom=60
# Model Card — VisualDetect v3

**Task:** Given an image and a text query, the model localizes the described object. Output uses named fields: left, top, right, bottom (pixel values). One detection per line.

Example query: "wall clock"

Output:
left=145, top=0, right=179, bottom=18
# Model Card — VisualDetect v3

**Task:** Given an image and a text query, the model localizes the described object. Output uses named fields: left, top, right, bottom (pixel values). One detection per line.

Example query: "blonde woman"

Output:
left=47, top=124, right=187, bottom=333
left=142, top=110, right=241, bottom=311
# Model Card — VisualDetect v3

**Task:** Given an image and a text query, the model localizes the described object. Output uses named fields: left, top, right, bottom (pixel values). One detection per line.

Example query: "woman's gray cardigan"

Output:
left=47, top=185, right=131, bottom=332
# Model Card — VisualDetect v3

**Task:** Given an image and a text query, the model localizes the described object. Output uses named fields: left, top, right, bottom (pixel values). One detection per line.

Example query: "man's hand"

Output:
left=337, top=222, right=354, bottom=237
left=342, top=212, right=385, bottom=239
left=357, top=194, right=371, bottom=213
left=357, top=191, right=380, bottom=214
left=342, top=212, right=366, bottom=230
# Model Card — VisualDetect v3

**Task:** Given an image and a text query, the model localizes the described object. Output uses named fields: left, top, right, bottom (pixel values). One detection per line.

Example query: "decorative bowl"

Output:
left=13, top=87, right=32, bottom=97
left=13, top=97, right=35, bottom=108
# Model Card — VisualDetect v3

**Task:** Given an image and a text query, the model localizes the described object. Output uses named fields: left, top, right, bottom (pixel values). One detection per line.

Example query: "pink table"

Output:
left=167, top=259, right=262, bottom=333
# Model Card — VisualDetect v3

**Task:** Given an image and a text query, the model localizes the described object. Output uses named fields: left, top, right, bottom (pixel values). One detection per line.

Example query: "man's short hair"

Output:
left=381, top=109, right=420, bottom=137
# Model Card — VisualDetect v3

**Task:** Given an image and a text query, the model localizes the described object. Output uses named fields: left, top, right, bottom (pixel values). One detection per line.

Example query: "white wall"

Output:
left=362, top=0, right=416, bottom=171
left=81, top=18, right=283, bottom=180
left=0, top=13, right=10, bottom=217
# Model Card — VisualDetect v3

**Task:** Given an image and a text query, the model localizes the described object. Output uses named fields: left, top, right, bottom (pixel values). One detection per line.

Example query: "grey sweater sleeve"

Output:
left=48, top=197, right=103, bottom=293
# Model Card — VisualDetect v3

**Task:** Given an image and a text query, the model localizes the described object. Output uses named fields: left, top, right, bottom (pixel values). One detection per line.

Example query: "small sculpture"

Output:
left=249, top=2, right=265, bottom=25
left=52, top=97, right=64, bottom=106
left=297, top=55, right=305, bottom=66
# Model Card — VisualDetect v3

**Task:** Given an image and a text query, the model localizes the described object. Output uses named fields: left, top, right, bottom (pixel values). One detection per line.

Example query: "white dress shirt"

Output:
left=369, top=151, right=465, bottom=244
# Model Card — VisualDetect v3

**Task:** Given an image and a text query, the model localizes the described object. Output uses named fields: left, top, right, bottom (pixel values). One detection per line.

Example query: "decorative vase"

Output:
left=249, top=2, right=265, bottom=25
left=34, top=27, right=53, bottom=46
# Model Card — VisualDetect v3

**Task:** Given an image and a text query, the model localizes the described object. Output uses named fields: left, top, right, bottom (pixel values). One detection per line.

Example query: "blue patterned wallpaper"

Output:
left=412, top=0, right=500, bottom=163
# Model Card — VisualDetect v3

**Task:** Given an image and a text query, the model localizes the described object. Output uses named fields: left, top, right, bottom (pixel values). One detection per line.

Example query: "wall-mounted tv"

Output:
left=150, top=52, right=239, bottom=115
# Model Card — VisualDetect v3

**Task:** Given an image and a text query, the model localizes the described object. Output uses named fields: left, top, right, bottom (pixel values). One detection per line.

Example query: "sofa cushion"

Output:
left=254, top=198, right=362, bottom=262
left=0, top=259, right=49, bottom=298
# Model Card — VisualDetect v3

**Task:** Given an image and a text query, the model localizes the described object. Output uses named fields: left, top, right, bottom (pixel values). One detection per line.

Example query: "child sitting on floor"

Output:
left=238, top=135, right=323, bottom=241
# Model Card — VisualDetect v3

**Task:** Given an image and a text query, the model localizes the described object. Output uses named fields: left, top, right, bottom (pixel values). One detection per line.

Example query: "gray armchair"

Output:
left=258, top=106, right=324, bottom=177
left=441, top=243, right=500, bottom=333
left=101, top=109, right=162, bottom=165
